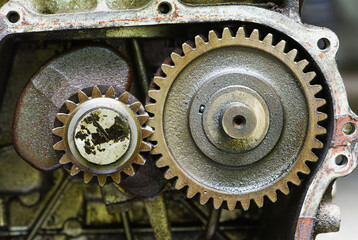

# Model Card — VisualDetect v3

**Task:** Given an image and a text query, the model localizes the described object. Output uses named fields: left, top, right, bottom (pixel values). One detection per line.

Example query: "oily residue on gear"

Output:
left=75, top=111, right=130, bottom=155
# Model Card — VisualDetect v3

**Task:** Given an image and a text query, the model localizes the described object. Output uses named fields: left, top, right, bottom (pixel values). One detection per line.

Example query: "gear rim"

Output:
left=52, top=86, right=153, bottom=186
left=146, top=27, right=328, bottom=210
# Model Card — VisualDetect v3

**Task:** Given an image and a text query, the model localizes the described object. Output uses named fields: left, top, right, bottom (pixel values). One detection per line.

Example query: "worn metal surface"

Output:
left=13, top=46, right=133, bottom=171
left=0, top=146, right=47, bottom=194
left=53, top=86, right=153, bottom=186
left=0, top=1, right=302, bottom=42
left=146, top=27, right=327, bottom=211
left=0, top=0, right=356, bottom=239
left=144, top=195, right=172, bottom=240
left=190, top=82, right=278, bottom=160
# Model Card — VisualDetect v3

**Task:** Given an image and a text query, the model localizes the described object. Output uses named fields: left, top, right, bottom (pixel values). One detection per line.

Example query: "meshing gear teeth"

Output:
left=53, top=86, right=153, bottom=186
left=145, top=27, right=327, bottom=210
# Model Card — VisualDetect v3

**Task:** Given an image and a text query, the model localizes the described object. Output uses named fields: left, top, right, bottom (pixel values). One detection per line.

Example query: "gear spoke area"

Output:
left=146, top=27, right=327, bottom=210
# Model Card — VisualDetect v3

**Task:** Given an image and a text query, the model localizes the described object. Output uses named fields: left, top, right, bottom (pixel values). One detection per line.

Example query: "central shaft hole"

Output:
left=233, top=115, right=246, bottom=129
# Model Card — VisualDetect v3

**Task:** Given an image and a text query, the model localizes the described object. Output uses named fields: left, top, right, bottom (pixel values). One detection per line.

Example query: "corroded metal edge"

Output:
left=0, top=1, right=355, bottom=238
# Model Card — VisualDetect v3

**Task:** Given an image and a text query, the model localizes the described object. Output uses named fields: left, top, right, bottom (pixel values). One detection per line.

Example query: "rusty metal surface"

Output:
left=0, top=1, right=301, bottom=41
left=0, top=0, right=356, bottom=239
left=13, top=46, right=133, bottom=171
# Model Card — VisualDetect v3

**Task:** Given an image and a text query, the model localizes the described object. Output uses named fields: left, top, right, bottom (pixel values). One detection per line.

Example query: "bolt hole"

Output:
left=317, top=38, right=330, bottom=51
left=7, top=11, right=20, bottom=23
left=342, top=122, right=356, bottom=135
left=158, top=2, right=172, bottom=14
left=233, top=115, right=246, bottom=129
left=199, top=105, right=205, bottom=114
left=335, top=155, right=348, bottom=166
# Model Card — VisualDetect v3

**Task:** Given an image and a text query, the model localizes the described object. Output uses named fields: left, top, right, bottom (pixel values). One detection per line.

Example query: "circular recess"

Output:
left=335, top=155, right=348, bottom=166
left=317, top=38, right=330, bottom=51
left=342, top=122, right=356, bottom=135
left=158, top=2, right=172, bottom=14
left=6, top=11, right=20, bottom=23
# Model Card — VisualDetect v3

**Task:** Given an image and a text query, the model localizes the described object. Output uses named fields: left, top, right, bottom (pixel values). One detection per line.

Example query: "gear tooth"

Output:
left=133, top=154, right=146, bottom=165
left=129, top=101, right=141, bottom=113
left=297, top=59, right=309, bottom=71
left=153, top=76, right=166, bottom=87
left=263, top=33, right=273, bottom=45
left=97, top=175, right=107, bottom=186
left=275, top=40, right=286, bottom=52
left=65, top=100, right=77, bottom=112
left=287, top=49, right=298, bottom=61
left=187, top=187, right=197, bottom=198
left=182, top=42, right=193, bottom=55
left=307, top=151, right=319, bottom=162
left=52, top=127, right=64, bottom=137
left=316, top=98, right=326, bottom=108
left=222, top=27, right=233, bottom=39
left=105, top=86, right=115, bottom=98
left=240, top=199, right=250, bottom=211
left=142, top=127, right=154, bottom=138
left=316, top=125, right=327, bottom=135
left=249, top=29, right=259, bottom=41
left=70, top=164, right=81, bottom=176
left=280, top=183, right=290, bottom=195
left=213, top=198, right=224, bottom=209
left=254, top=196, right=264, bottom=208
left=148, top=90, right=160, bottom=101
left=235, top=27, right=246, bottom=39
left=140, top=141, right=152, bottom=152
left=175, top=178, right=185, bottom=190
left=84, top=172, right=94, bottom=183
left=267, top=191, right=277, bottom=202
left=123, top=165, right=135, bottom=176
left=311, top=84, right=323, bottom=95
left=227, top=199, right=237, bottom=211
left=156, top=156, right=168, bottom=167
left=305, top=72, right=317, bottom=82
left=200, top=193, right=210, bottom=205
left=300, top=163, right=311, bottom=174
left=111, top=172, right=121, bottom=184
left=151, top=145, right=162, bottom=155
left=317, top=112, right=328, bottom=122
left=137, top=114, right=149, bottom=125
left=118, top=92, right=129, bottom=104
left=59, top=153, right=71, bottom=164
left=78, top=90, right=89, bottom=103
left=208, top=30, right=219, bottom=42
left=171, top=52, right=183, bottom=65
left=164, top=168, right=175, bottom=179
left=145, top=104, right=157, bottom=114
left=194, top=35, right=206, bottom=48
left=313, top=138, right=324, bottom=149
left=92, top=86, right=102, bottom=98
left=290, top=174, right=301, bottom=185
left=161, top=64, right=173, bottom=75
left=53, top=140, right=65, bottom=151
left=56, top=113, right=69, bottom=124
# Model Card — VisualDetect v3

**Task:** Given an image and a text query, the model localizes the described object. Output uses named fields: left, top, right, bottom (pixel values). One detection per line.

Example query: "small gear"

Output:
left=53, top=86, right=153, bottom=186
left=146, top=27, right=328, bottom=210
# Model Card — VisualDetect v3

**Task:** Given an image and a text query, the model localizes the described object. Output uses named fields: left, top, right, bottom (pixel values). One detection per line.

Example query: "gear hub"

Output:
left=146, top=27, right=328, bottom=210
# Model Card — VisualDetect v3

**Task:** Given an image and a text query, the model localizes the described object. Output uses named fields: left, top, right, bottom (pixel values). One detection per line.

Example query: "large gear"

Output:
left=146, top=27, right=328, bottom=210
left=52, top=86, right=153, bottom=186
